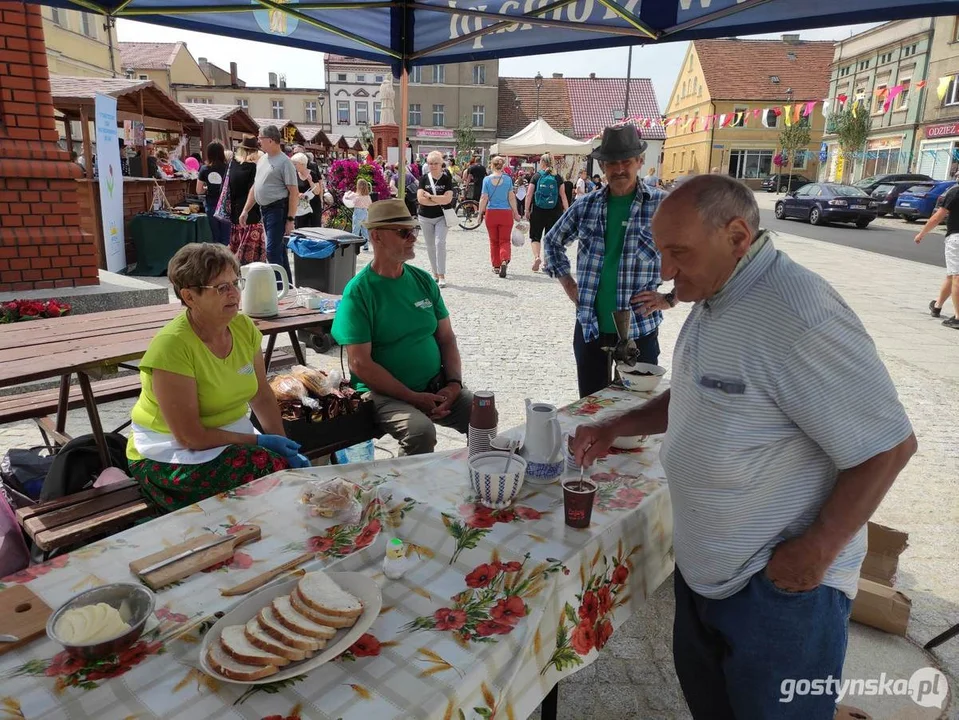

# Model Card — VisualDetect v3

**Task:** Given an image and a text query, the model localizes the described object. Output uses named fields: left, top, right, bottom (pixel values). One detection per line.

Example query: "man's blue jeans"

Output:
left=261, top=201, right=292, bottom=286
left=673, top=568, right=852, bottom=720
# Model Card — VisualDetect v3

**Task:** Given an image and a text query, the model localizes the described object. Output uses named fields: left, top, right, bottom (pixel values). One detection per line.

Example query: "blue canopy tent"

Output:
left=24, top=0, right=959, bottom=185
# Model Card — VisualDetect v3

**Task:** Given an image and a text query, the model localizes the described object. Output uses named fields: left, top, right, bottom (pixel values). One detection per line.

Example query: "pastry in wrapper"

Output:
left=270, top=376, right=308, bottom=402
left=290, top=366, right=332, bottom=398
left=300, top=478, right=361, bottom=522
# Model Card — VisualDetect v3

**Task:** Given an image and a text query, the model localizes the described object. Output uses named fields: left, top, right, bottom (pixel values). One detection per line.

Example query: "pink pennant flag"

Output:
left=803, top=101, right=816, bottom=117
left=752, top=108, right=761, bottom=118
left=887, top=85, right=904, bottom=103
left=705, top=116, right=712, bottom=131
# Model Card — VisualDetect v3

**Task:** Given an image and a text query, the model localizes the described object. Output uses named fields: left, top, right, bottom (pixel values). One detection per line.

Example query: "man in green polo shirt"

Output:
left=332, top=199, right=472, bottom=455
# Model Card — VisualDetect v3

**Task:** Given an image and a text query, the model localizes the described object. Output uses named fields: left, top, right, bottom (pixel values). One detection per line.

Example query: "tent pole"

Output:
left=624, top=46, right=632, bottom=118
left=398, top=67, right=408, bottom=197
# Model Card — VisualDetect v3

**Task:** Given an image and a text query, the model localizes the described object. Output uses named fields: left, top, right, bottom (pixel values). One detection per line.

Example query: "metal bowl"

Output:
left=46, top=582, right=155, bottom=660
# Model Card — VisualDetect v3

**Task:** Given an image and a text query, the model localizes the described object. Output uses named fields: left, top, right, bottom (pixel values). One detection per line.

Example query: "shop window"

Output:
left=728, top=149, right=774, bottom=179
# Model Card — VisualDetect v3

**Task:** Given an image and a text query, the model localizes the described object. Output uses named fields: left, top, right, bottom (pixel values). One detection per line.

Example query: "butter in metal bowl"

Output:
left=55, top=602, right=132, bottom=644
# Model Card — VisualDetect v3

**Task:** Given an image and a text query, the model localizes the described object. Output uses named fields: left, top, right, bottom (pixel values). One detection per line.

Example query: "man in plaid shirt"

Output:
left=545, top=125, right=677, bottom=397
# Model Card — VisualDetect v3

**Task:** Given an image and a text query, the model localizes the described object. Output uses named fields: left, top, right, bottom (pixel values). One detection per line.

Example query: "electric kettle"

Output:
left=240, top=262, right=289, bottom=318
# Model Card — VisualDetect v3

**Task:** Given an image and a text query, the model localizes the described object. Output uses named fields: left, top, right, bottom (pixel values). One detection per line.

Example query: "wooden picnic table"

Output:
left=0, top=298, right=339, bottom=468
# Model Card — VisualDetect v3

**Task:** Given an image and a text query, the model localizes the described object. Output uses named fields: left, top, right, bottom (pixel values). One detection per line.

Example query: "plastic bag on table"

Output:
left=270, top=376, right=309, bottom=402
left=299, top=477, right=362, bottom=524
left=290, top=366, right=333, bottom=398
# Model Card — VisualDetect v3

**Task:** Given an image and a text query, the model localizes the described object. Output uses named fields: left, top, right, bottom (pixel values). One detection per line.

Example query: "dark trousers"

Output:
left=673, top=569, right=852, bottom=720
left=573, top=320, right=659, bottom=398
left=205, top=202, right=230, bottom=245
left=261, top=202, right=292, bottom=286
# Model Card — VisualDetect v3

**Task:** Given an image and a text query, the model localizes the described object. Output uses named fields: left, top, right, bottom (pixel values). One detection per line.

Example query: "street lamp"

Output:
left=318, top=94, right=326, bottom=131
left=535, top=72, right=543, bottom=119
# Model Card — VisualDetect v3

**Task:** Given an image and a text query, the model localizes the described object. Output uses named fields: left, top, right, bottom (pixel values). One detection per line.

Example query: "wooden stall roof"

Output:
left=50, top=75, right=196, bottom=129
left=296, top=124, right=332, bottom=148
left=253, top=118, right=306, bottom=145
left=182, top=103, right=259, bottom=135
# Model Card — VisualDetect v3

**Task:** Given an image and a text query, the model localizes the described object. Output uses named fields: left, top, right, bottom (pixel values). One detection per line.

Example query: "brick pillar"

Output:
left=0, top=1, right=98, bottom=292
left=372, top=123, right=399, bottom=163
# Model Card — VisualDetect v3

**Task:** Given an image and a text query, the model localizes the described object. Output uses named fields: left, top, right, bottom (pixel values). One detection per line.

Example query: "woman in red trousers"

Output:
left=479, top=156, right=522, bottom=278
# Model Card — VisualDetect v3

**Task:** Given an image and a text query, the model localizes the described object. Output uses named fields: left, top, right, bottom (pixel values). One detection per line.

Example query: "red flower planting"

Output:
left=611, top=564, right=629, bottom=586
left=578, top=591, right=599, bottom=624
left=433, top=608, right=467, bottom=631
left=349, top=633, right=381, bottom=657
left=465, top=563, right=497, bottom=588
left=490, top=596, right=526, bottom=626
left=571, top=620, right=596, bottom=655
left=594, top=618, right=614, bottom=651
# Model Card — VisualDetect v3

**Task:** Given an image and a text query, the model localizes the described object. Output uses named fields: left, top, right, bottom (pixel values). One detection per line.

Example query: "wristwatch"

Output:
left=446, top=378, right=463, bottom=388
left=664, top=291, right=677, bottom=308
left=286, top=215, right=294, bottom=222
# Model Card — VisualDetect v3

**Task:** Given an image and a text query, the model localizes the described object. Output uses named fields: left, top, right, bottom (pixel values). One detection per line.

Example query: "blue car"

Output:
left=894, top=181, right=957, bottom=222
left=774, top=182, right=878, bottom=228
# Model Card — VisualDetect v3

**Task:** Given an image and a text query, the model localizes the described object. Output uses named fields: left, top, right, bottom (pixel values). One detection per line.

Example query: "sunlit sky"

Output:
left=117, top=20, right=880, bottom=109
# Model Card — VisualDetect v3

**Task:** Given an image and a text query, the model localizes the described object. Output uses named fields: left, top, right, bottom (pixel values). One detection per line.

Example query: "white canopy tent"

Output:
left=491, top=118, right=595, bottom=157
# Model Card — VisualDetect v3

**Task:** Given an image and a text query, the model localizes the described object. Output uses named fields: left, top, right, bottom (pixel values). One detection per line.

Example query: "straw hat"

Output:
left=362, top=198, right=418, bottom=229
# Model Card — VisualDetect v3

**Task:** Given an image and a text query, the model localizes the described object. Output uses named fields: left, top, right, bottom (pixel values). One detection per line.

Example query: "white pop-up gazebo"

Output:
left=491, top=118, right=595, bottom=157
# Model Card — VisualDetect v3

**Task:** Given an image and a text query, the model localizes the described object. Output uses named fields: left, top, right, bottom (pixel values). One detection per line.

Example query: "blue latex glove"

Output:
left=286, top=453, right=311, bottom=469
left=257, top=434, right=301, bottom=458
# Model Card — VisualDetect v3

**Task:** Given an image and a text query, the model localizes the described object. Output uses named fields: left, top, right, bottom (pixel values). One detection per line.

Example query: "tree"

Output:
left=777, top=120, right=811, bottom=192
left=454, top=118, right=477, bottom=164
left=832, top=105, right=871, bottom=183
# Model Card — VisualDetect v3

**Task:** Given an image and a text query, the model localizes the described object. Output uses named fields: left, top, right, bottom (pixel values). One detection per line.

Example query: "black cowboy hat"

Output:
left=590, top=124, right=648, bottom=162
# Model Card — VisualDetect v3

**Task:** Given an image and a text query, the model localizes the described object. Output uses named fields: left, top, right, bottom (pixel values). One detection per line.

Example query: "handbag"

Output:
left=214, top=159, right=233, bottom=222
left=427, top=173, right=459, bottom=228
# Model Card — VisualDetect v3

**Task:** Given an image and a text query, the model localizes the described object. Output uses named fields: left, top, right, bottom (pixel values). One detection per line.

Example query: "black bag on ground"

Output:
left=39, top=433, right=129, bottom=502
left=1, top=447, right=53, bottom=502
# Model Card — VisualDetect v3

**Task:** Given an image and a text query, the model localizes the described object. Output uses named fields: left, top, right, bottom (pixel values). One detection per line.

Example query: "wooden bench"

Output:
left=15, top=479, right=155, bottom=552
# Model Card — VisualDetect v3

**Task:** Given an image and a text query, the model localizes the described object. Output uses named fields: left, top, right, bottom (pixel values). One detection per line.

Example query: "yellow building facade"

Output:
left=663, top=39, right=833, bottom=187
left=118, top=42, right=210, bottom=94
left=42, top=7, right=120, bottom=78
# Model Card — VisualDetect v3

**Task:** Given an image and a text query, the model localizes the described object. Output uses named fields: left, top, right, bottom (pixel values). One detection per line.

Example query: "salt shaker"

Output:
left=382, top=537, right=408, bottom=579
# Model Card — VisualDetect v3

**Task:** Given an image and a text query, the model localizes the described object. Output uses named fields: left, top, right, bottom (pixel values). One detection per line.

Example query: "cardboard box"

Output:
left=860, top=522, right=909, bottom=587
left=851, top=578, right=912, bottom=636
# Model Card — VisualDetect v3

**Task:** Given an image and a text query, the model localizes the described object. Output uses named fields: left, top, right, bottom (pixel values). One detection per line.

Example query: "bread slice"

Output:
left=207, top=642, right=278, bottom=681
left=220, top=625, right=290, bottom=667
left=274, top=594, right=339, bottom=638
left=257, top=605, right=323, bottom=652
left=296, top=571, right=363, bottom=618
left=244, top=617, right=309, bottom=662
left=290, top=587, right=357, bottom=629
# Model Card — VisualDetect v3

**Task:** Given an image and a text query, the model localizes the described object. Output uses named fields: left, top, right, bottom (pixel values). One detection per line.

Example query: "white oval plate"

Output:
left=199, top=572, right=382, bottom=685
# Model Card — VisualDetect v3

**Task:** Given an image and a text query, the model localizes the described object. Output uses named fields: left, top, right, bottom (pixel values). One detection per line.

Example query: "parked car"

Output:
left=774, top=183, right=878, bottom=227
left=894, top=181, right=957, bottom=222
left=853, top=173, right=933, bottom=195
left=761, top=173, right=812, bottom=193
left=870, top=180, right=936, bottom=216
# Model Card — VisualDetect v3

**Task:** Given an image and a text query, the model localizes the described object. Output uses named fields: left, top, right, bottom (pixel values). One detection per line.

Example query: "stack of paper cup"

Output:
left=468, top=425, right=497, bottom=457
left=468, top=391, right=498, bottom=458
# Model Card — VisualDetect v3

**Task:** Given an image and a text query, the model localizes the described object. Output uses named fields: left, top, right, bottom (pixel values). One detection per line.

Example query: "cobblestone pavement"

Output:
left=1, top=215, right=957, bottom=719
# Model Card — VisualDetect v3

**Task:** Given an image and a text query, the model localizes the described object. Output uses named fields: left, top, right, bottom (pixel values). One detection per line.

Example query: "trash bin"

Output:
left=288, top=229, right=367, bottom=352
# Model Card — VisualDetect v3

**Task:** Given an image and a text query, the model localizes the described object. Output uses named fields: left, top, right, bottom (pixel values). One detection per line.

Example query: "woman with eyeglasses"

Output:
left=125, top=243, right=309, bottom=513
left=416, top=150, right=455, bottom=288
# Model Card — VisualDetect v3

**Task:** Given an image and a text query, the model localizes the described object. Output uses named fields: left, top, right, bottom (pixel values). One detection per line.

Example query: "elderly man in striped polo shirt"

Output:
left=574, top=175, right=916, bottom=719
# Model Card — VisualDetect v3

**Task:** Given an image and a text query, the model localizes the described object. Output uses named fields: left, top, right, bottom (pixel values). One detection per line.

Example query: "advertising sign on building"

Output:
left=925, top=122, right=959, bottom=139
left=416, top=128, right=455, bottom=139
left=94, top=94, right=126, bottom=273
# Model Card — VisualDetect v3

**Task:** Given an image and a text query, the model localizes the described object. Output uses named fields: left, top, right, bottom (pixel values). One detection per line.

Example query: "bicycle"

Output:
left=453, top=185, right=481, bottom=230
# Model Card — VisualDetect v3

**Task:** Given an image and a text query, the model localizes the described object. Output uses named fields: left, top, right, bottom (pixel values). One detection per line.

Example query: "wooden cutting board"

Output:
left=129, top=524, right=261, bottom=590
left=0, top=586, right=52, bottom=656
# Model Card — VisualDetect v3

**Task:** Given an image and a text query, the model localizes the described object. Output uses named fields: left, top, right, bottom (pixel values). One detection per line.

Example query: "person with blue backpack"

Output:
left=525, top=154, right=569, bottom=272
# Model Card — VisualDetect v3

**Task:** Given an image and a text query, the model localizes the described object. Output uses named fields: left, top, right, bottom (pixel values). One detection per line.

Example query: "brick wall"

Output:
left=0, top=1, right=98, bottom=292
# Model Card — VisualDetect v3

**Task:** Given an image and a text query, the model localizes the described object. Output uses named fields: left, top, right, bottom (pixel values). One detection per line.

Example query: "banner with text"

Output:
left=94, top=93, right=126, bottom=273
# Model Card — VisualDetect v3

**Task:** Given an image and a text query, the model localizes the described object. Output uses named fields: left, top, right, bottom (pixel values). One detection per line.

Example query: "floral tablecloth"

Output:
left=0, top=386, right=674, bottom=720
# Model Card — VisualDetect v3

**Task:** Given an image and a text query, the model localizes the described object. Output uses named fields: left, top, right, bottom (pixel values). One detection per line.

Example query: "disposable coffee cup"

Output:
left=563, top=478, right=597, bottom=529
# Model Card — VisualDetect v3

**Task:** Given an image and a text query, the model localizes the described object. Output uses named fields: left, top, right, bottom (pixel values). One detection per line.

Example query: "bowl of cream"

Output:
left=46, top=582, right=155, bottom=660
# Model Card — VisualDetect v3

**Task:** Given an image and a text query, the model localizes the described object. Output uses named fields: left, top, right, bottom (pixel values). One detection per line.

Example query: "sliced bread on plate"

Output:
left=291, top=586, right=357, bottom=628
left=297, top=571, right=364, bottom=618
left=273, top=594, right=339, bottom=638
left=244, top=617, right=309, bottom=662
left=220, top=625, right=291, bottom=667
left=207, top=642, right=278, bottom=681
left=257, top=605, right=323, bottom=652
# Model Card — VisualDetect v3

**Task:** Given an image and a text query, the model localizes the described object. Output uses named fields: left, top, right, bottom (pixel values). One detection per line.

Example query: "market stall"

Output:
left=51, top=76, right=198, bottom=271
left=254, top=118, right=306, bottom=146
left=182, top=102, right=259, bottom=151
left=490, top=118, right=595, bottom=156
